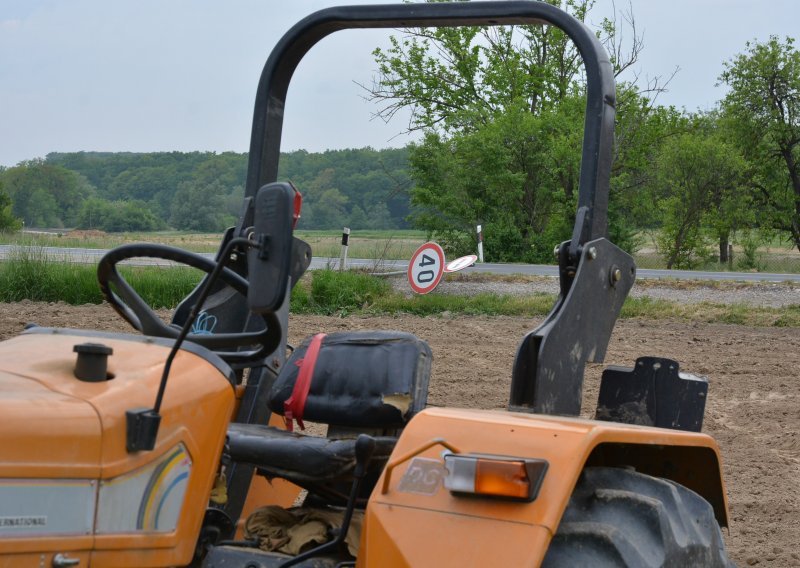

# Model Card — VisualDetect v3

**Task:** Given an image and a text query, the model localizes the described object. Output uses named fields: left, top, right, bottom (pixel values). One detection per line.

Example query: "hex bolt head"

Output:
left=609, top=266, right=623, bottom=286
left=587, top=246, right=598, bottom=260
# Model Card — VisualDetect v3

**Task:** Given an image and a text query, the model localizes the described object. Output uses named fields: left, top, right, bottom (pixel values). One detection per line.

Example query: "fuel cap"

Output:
left=73, top=342, right=113, bottom=382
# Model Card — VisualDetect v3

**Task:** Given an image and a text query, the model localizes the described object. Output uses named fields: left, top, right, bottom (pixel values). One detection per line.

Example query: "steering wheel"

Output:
left=97, top=243, right=281, bottom=364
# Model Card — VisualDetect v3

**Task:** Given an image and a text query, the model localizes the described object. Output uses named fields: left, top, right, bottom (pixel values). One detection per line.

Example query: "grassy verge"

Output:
left=0, top=249, right=202, bottom=308
left=1, top=259, right=797, bottom=327
left=0, top=229, right=429, bottom=259
left=291, top=271, right=800, bottom=327
left=0, top=231, right=223, bottom=252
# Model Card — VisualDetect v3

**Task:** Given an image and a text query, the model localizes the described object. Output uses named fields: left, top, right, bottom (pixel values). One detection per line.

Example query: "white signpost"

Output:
left=476, top=224, right=484, bottom=263
left=407, top=242, right=445, bottom=294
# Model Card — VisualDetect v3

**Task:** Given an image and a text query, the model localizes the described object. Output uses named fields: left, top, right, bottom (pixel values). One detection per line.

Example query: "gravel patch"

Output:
left=389, top=276, right=800, bottom=308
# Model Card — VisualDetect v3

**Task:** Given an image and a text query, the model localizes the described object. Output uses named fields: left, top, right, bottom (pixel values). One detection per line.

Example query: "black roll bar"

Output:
left=243, top=0, right=615, bottom=247
left=222, top=2, right=629, bottom=529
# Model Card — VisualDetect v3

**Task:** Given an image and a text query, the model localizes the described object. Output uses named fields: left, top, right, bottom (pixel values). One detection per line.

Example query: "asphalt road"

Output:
left=1, top=245, right=798, bottom=283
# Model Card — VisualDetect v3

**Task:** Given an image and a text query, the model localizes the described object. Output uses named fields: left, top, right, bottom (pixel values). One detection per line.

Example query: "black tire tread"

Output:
left=542, top=466, right=733, bottom=567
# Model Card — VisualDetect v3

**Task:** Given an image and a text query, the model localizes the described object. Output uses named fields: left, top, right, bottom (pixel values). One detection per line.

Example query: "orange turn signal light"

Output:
left=443, top=453, right=548, bottom=502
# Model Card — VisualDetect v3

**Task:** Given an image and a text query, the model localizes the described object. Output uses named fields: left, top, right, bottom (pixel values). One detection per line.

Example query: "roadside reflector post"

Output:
left=476, top=224, right=484, bottom=263
left=339, top=227, right=350, bottom=271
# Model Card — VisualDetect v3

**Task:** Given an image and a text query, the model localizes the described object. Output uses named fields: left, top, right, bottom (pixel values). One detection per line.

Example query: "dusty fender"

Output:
left=360, top=407, right=728, bottom=567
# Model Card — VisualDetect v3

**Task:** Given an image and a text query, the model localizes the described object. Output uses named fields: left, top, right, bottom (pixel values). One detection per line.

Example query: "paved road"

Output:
left=1, top=245, right=798, bottom=283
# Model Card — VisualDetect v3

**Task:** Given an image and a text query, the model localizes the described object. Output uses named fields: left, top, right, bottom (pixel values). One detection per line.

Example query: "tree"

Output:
left=170, top=180, right=232, bottom=231
left=0, top=160, right=93, bottom=227
left=76, top=198, right=164, bottom=232
left=366, top=0, right=664, bottom=260
left=651, top=130, right=747, bottom=269
left=0, top=181, right=22, bottom=232
left=719, top=36, right=800, bottom=252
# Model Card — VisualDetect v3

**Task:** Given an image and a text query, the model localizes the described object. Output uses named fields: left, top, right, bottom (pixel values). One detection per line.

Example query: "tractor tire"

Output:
left=541, top=466, right=733, bottom=567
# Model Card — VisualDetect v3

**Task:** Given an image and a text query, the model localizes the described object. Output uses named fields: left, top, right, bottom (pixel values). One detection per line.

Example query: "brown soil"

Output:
left=2, top=301, right=798, bottom=566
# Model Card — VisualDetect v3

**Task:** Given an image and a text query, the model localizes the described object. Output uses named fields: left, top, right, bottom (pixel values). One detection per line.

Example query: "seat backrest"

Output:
left=268, top=331, right=431, bottom=429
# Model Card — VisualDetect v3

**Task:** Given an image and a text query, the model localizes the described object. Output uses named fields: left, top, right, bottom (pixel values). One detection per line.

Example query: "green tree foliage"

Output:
left=76, top=198, right=164, bottom=232
left=278, top=148, right=412, bottom=230
left=170, top=180, right=233, bottom=232
left=0, top=180, right=22, bottom=232
left=45, top=148, right=411, bottom=231
left=651, top=130, right=747, bottom=269
left=719, top=36, right=800, bottom=252
left=0, top=160, right=94, bottom=227
left=368, top=0, right=663, bottom=261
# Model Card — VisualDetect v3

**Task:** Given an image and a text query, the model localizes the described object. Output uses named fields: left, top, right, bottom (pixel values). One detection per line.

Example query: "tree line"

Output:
left=0, top=147, right=412, bottom=233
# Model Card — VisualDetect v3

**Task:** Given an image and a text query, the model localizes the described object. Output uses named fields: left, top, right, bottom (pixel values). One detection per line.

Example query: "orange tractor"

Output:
left=0, top=2, right=733, bottom=566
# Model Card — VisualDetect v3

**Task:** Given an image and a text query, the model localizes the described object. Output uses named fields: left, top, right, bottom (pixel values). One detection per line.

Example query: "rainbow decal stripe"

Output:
left=136, top=446, right=192, bottom=531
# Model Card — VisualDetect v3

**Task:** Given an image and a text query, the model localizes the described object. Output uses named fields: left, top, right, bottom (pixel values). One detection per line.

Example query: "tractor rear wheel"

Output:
left=542, top=466, right=732, bottom=567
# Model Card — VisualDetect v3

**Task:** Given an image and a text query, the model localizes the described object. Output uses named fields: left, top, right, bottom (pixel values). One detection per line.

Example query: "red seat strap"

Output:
left=283, top=333, right=326, bottom=432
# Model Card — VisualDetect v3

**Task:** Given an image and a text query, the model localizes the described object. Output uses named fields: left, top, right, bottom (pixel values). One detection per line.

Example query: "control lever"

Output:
left=279, top=434, right=376, bottom=567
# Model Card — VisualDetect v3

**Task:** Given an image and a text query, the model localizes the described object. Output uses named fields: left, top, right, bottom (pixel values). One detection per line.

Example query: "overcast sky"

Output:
left=2, top=0, right=799, bottom=167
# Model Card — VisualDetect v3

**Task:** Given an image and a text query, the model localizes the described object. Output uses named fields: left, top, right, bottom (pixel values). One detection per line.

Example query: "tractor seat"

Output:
left=226, top=331, right=432, bottom=490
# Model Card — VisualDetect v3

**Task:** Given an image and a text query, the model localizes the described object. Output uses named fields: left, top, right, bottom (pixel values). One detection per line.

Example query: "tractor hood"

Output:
left=0, top=328, right=237, bottom=563
left=0, top=367, right=102, bottom=479
left=0, top=328, right=236, bottom=481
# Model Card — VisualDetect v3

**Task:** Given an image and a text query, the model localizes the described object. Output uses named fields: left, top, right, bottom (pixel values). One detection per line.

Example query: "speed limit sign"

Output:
left=407, top=242, right=445, bottom=294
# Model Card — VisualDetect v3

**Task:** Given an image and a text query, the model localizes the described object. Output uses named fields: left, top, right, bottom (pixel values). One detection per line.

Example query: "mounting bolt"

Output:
left=272, top=357, right=281, bottom=369
left=230, top=252, right=238, bottom=261
left=609, top=266, right=622, bottom=286
left=587, top=246, right=598, bottom=260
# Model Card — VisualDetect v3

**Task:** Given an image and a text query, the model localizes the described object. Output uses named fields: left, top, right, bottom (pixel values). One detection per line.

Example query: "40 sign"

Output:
left=407, top=242, right=445, bottom=294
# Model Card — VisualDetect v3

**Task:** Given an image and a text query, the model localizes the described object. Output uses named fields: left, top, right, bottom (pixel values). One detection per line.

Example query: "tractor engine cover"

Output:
left=0, top=328, right=235, bottom=567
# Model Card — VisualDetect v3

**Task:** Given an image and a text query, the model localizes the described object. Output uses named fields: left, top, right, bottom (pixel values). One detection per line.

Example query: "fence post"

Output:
left=476, top=224, right=484, bottom=263
left=339, top=227, right=350, bottom=271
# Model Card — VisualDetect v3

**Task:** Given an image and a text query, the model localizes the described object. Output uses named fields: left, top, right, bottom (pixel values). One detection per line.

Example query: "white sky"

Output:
left=1, top=0, right=799, bottom=167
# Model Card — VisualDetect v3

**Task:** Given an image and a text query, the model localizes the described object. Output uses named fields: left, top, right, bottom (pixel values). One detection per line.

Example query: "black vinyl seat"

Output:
left=225, top=331, right=432, bottom=498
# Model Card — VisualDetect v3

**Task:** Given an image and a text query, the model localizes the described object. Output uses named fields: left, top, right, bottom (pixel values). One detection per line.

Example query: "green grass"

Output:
left=291, top=271, right=800, bottom=327
left=1, top=258, right=797, bottom=327
left=372, top=291, right=556, bottom=317
left=295, top=230, right=426, bottom=261
left=0, top=231, right=223, bottom=253
left=0, top=229, right=429, bottom=260
left=296, top=269, right=392, bottom=315
left=0, top=248, right=202, bottom=307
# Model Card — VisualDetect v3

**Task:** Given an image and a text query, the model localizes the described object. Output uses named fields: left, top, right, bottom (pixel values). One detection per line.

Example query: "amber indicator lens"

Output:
left=444, top=453, right=548, bottom=502
left=475, top=459, right=530, bottom=499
